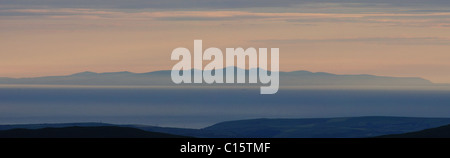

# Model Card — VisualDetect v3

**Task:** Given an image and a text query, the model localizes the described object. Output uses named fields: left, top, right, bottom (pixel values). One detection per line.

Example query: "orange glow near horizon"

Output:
left=1, top=8, right=450, bottom=83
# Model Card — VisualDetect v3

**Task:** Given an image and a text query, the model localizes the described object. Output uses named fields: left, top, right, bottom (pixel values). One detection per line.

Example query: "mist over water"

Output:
left=1, top=85, right=450, bottom=128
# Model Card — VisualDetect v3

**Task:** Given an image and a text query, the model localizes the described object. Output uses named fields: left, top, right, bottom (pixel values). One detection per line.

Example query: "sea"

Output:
left=1, top=85, right=450, bottom=128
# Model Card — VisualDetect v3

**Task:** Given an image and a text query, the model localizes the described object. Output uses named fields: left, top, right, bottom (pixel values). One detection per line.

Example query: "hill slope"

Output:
left=202, top=116, right=450, bottom=138
left=377, top=124, right=450, bottom=138
left=2, top=116, right=450, bottom=138
left=0, top=126, right=189, bottom=138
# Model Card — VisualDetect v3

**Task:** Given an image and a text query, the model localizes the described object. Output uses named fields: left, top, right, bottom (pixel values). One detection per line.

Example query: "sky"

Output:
left=1, top=0, right=450, bottom=83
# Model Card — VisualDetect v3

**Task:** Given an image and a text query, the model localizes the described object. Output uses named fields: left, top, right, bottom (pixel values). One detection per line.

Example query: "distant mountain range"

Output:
left=2, top=116, right=450, bottom=138
left=0, top=67, right=432, bottom=86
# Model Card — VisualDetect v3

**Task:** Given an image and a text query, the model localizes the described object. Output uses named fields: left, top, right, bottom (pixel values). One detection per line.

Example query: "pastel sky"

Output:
left=1, top=0, right=450, bottom=83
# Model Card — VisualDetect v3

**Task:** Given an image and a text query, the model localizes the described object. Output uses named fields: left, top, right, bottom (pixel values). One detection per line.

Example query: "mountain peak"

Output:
left=104, top=71, right=133, bottom=75
left=70, top=71, right=135, bottom=77
left=70, top=71, right=97, bottom=76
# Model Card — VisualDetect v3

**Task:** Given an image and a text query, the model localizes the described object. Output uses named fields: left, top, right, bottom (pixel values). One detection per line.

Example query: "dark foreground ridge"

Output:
left=0, top=126, right=189, bottom=138
left=198, top=116, right=450, bottom=138
left=378, top=124, right=450, bottom=138
left=2, top=116, right=450, bottom=138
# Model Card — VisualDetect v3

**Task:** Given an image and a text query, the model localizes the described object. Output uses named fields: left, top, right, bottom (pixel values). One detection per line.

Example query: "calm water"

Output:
left=1, top=85, right=450, bottom=128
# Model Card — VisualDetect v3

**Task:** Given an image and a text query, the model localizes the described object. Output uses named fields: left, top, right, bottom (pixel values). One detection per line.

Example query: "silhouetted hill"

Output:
left=0, top=122, right=113, bottom=131
left=2, top=117, right=450, bottom=138
left=377, top=124, right=450, bottom=138
left=202, top=116, right=450, bottom=138
left=0, top=126, right=190, bottom=138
